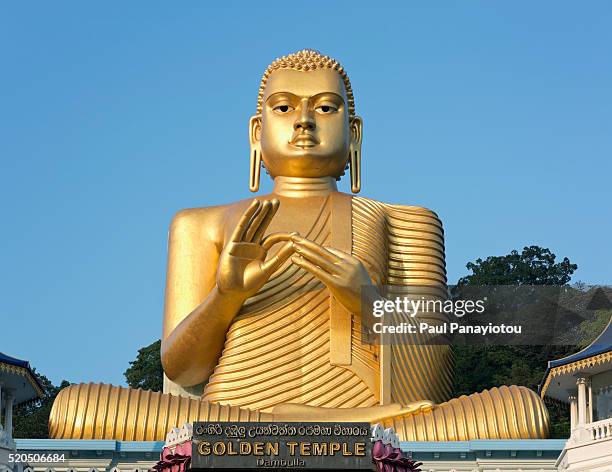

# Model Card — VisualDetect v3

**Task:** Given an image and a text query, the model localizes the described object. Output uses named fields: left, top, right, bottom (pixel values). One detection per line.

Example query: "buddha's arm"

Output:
left=160, top=208, right=236, bottom=387
left=161, top=200, right=294, bottom=387
left=164, top=287, right=248, bottom=387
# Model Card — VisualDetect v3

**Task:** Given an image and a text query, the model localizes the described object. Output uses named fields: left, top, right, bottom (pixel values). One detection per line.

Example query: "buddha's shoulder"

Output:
left=352, top=195, right=443, bottom=225
left=169, top=198, right=262, bottom=242
left=171, top=198, right=254, bottom=223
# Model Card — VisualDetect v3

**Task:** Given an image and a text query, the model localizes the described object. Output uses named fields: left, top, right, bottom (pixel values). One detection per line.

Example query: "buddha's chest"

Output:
left=260, top=193, right=386, bottom=286
left=264, top=195, right=349, bottom=239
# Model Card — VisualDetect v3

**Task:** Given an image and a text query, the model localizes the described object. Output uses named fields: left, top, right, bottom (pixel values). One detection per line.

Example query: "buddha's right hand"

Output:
left=216, top=199, right=294, bottom=300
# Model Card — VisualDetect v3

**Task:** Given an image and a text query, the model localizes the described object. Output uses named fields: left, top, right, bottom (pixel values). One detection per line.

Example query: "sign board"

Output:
left=191, top=421, right=372, bottom=470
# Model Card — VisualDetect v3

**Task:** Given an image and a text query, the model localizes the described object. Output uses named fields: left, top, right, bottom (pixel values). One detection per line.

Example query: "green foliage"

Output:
left=546, top=399, right=571, bottom=439
left=453, top=345, right=576, bottom=395
left=13, top=372, right=70, bottom=439
left=575, top=310, right=612, bottom=349
left=457, top=246, right=577, bottom=286
left=453, top=245, right=578, bottom=438
left=124, top=339, right=163, bottom=392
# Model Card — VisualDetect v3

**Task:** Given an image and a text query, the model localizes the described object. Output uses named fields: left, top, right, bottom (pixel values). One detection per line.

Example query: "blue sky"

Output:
left=1, top=2, right=610, bottom=386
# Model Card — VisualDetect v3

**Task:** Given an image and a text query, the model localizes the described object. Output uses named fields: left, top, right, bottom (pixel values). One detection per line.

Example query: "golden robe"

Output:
left=49, top=195, right=549, bottom=441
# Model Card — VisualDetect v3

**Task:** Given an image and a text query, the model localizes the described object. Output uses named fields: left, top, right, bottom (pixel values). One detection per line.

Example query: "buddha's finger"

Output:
left=244, top=200, right=271, bottom=242
left=230, top=199, right=261, bottom=242
left=261, top=232, right=296, bottom=250
left=326, top=247, right=354, bottom=261
left=261, top=241, right=294, bottom=276
left=251, top=199, right=279, bottom=243
left=292, top=235, right=342, bottom=263
left=292, top=255, right=335, bottom=286
left=294, top=244, right=340, bottom=274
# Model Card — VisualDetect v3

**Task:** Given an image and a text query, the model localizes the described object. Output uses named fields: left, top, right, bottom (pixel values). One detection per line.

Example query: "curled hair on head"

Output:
left=256, top=49, right=356, bottom=118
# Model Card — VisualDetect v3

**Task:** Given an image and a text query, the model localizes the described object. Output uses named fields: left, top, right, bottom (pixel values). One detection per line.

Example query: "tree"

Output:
left=457, top=246, right=577, bottom=286
left=13, top=372, right=70, bottom=439
left=453, top=245, right=578, bottom=439
left=124, top=339, right=163, bottom=392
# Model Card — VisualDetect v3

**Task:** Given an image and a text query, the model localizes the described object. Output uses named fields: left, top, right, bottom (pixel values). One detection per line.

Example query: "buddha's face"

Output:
left=251, top=68, right=362, bottom=179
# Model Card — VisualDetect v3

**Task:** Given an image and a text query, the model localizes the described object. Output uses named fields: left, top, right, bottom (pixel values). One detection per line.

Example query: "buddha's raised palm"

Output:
left=216, top=198, right=294, bottom=300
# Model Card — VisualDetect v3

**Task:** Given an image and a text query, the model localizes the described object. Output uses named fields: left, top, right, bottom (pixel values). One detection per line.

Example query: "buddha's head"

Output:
left=249, top=50, right=363, bottom=193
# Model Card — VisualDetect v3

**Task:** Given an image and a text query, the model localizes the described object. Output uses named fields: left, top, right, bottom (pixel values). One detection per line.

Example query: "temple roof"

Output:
left=540, top=315, right=612, bottom=402
left=0, top=352, right=31, bottom=369
left=0, top=352, right=44, bottom=404
left=549, top=316, right=612, bottom=369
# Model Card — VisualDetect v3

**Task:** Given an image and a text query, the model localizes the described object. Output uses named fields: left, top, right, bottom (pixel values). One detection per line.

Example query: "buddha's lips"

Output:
left=289, top=132, right=319, bottom=148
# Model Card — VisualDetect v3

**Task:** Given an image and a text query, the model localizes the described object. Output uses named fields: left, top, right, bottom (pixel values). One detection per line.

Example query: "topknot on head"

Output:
left=257, top=49, right=355, bottom=118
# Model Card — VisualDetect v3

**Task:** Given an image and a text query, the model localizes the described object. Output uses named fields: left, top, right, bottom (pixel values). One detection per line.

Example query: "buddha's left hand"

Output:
left=290, top=234, right=376, bottom=315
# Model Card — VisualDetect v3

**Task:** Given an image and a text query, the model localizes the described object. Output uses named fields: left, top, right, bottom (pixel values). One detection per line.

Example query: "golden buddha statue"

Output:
left=49, top=50, right=549, bottom=442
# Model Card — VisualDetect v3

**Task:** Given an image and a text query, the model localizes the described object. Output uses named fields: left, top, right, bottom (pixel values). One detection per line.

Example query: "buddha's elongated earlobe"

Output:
left=249, top=147, right=261, bottom=192
left=249, top=116, right=262, bottom=192
left=349, top=147, right=360, bottom=194
left=349, top=116, right=363, bottom=194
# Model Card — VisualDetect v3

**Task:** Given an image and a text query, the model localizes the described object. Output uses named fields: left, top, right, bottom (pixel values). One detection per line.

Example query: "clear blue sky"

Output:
left=1, top=2, right=610, bottom=387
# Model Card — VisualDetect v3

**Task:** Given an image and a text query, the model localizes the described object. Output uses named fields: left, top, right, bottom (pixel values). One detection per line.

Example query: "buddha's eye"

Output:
left=315, top=104, right=338, bottom=114
left=273, top=104, right=294, bottom=114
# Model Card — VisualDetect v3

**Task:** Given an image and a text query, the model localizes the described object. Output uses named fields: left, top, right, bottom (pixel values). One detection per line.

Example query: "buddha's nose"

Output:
left=294, top=102, right=315, bottom=132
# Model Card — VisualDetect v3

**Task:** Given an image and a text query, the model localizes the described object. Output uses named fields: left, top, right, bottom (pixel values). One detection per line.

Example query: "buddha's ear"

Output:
left=349, top=116, right=363, bottom=194
left=350, top=116, right=363, bottom=148
left=249, top=115, right=262, bottom=144
left=249, top=116, right=262, bottom=192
